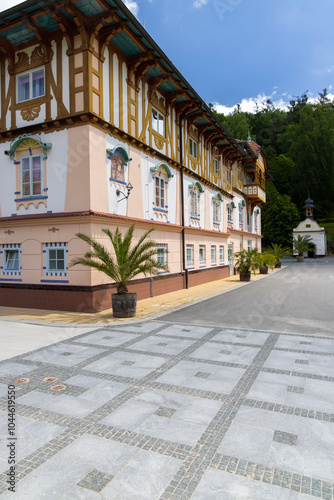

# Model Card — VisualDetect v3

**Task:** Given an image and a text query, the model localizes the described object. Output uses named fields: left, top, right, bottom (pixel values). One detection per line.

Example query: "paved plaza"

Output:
left=0, top=260, right=334, bottom=499
left=0, top=318, right=334, bottom=499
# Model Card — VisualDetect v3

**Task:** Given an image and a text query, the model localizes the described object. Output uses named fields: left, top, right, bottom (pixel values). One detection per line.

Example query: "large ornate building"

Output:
left=0, top=0, right=267, bottom=312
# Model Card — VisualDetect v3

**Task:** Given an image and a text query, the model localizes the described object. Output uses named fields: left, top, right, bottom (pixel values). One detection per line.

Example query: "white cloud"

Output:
left=124, top=0, right=139, bottom=17
left=214, top=89, right=334, bottom=115
left=194, top=0, right=208, bottom=8
left=213, top=92, right=290, bottom=115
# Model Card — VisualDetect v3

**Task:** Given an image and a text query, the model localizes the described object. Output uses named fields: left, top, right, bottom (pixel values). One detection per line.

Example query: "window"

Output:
left=213, top=199, right=221, bottom=223
left=238, top=204, right=243, bottom=226
left=186, top=245, right=193, bottom=266
left=3, top=249, right=20, bottom=271
left=219, top=245, right=224, bottom=263
left=190, top=189, right=198, bottom=217
left=247, top=210, right=251, bottom=232
left=189, top=138, right=198, bottom=160
left=213, top=157, right=219, bottom=175
left=152, top=107, right=165, bottom=136
left=211, top=246, right=216, bottom=264
left=155, top=176, right=165, bottom=209
left=47, top=247, right=66, bottom=272
left=157, top=244, right=167, bottom=269
left=17, top=68, right=45, bottom=102
left=226, top=168, right=231, bottom=183
left=199, top=245, right=205, bottom=265
left=21, top=155, right=42, bottom=197
left=238, top=169, right=242, bottom=182
left=248, top=240, right=252, bottom=251
left=227, top=204, right=233, bottom=224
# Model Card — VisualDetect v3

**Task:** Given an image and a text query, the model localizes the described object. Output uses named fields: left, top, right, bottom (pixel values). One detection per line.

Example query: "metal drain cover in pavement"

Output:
left=15, top=378, right=29, bottom=383
left=44, top=377, right=58, bottom=383
left=51, top=385, right=66, bottom=391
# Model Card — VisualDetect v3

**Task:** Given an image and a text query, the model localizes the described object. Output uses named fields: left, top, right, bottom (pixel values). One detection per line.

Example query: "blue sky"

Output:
left=3, top=0, right=334, bottom=113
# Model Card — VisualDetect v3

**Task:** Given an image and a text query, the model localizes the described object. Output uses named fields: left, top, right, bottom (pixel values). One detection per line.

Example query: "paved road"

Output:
left=0, top=259, right=333, bottom=499
left=161, top=259, right=334, bottom=335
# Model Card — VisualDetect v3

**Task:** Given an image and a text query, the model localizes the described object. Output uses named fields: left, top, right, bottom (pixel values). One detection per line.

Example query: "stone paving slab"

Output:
left=0, top=321, right=334, bottom=499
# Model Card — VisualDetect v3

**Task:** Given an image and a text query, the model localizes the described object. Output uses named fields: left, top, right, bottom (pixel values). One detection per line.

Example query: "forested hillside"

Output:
left=213, top=90, right=334, bottom=247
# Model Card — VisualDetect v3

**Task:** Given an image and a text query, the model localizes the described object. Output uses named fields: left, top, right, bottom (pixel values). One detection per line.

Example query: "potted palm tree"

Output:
left=258, top=251, right=277, bottom=274
left=292, top=234, right=313, bottom=262
left=70, top=224, right=166, bottom=318
left=234, top=248, right=260, bottom=281
left=268, top=243, right=291, bottom=268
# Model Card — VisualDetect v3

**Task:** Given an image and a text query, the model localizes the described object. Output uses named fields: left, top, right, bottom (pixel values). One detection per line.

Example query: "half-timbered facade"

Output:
left=0, top=0, right=267, bottom=312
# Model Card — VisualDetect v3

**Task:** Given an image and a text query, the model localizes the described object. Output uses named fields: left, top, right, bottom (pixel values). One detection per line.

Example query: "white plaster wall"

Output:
left=0, top=141, right=17, bottom=216
left=106, top=136, right=129, bottom=216
left=122, top=62, right=128, bottom=133
left=62, top=38, right=70, bottom=112
left=103, top=49, right=110, bottom=122
left=293, top=230, right=326, bottom=255
left=113, top=54, right=119, bottom=128
left=50, top=87, right=57, bottom=121
left=142, top=155, right=156, bottom=221
left=44, top=130, right=68, bottom=213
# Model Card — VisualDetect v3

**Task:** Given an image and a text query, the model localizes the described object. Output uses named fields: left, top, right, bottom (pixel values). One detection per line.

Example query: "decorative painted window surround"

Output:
left=150, top=163, right=173, bottom=223
left=0, top=244, right=22, bottom=280
left=189, top=181, right=203, bottom=228
left=212, top=193, right=223, bottom=226
left=227, top=201, right=235, bottom=225
left=4, top=134, right=52, bottom=211
left=107, top=146, right=132, bottom=190
left=42, top=242, right=68, bottom=282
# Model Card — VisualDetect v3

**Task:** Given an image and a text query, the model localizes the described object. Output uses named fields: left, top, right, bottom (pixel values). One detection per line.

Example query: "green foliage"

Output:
left=261, top=183, right=300, bottom=247
left=234, top=248, right=260, bottom=274
left=268, top=243, right=292, bottom=262
left=70, top=225, right=166, bottom=294
left=292, top=234, right=313, bottom=255
left=259, top=251, right=277, bottom=268
left=214, top=89, right=334, bottom=239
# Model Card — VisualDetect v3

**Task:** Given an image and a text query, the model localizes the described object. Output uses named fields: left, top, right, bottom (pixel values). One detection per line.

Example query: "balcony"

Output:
left=243, top=185, right=266, bottom=202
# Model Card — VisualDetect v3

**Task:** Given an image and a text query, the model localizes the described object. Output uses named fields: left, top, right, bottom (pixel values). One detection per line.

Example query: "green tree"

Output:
left=262, top=183, right=300, bottom=247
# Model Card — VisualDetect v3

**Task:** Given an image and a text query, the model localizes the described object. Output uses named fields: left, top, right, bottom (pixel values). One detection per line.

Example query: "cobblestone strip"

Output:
left=209, top=453, right=334, bottom=499
left=243, top=398, right=334, bottom=422
left=274, top=347, right=334, bottom=357
left=159, top=332, right=280, bottom=500
left=262, top=367, right=334, bottom=382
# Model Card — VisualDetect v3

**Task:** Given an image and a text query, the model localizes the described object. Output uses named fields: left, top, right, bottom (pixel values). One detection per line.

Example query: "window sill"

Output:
left=153, top=207, right=168, bottom=213
left=15, top=195, right=48, bottom=202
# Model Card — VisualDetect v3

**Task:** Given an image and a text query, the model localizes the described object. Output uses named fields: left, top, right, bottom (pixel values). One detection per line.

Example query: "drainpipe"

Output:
left=179, top=114, right=188, bottom=289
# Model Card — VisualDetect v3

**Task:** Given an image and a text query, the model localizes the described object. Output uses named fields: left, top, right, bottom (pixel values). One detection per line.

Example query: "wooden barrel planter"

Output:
left=260, top=265, right=268, bottom=274
left=112, top=293, right=137, bottom=318
left=275, top=262, right=281, bottom=268
left=239, top=271, right=251, bottom=282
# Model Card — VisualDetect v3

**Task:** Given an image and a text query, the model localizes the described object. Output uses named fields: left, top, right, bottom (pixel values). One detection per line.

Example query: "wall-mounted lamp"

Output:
left=116, top=182, right=133, bottom=201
